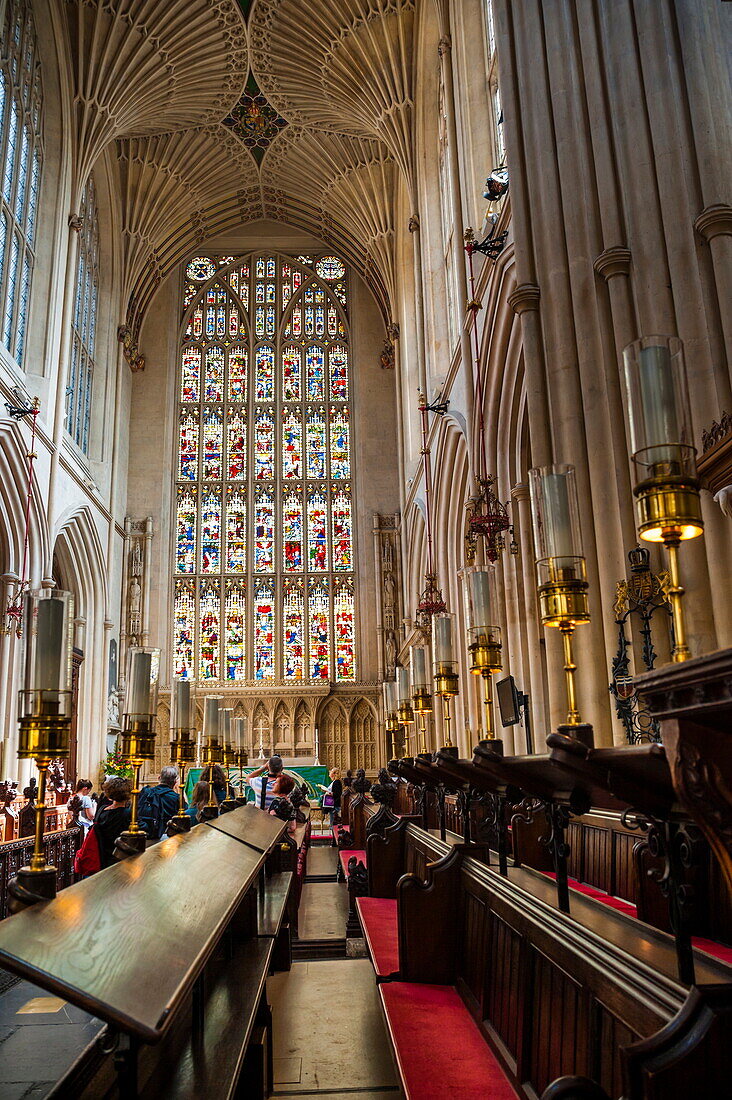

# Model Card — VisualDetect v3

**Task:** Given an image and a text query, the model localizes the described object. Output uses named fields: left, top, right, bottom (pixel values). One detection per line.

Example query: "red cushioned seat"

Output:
left=357, top=897, right=399, bottom=977
left=339, top=848, right=366, bottom=879
left=380, top=983, right=519, bottom=1099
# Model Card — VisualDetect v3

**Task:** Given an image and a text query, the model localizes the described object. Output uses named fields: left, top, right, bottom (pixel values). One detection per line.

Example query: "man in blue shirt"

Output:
left=247, top=756, right=284, bottom=811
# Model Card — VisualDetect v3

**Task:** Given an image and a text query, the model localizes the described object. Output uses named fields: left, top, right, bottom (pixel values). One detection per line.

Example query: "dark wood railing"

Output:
left=0, top=828, right=81, bottom=919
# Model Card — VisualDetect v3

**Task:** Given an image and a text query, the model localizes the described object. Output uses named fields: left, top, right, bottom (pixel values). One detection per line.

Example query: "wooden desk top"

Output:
left=589, top=743, right=675, bottom=817
left=0, top=824, right=268, bottom=1042
left=205, top=804, right=285, bottom=850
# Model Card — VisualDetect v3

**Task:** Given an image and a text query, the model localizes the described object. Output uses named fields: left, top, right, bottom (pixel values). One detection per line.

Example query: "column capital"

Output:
left=695, top=203, right=732, bottom=242
left=68, top=213, right=83, bottom=233
left=511, top=481, right=530, bottom=503
left=438, top=34, right=451, bottom=57
left=408, top=213, right=420, bottom=233
left=593, top=246, right=632, bottom=281
left=508, top=283, right=540, bottom=315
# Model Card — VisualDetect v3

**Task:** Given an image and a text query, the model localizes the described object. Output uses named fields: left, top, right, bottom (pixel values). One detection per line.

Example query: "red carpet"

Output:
left=380, top=982, right=519, bottom=1099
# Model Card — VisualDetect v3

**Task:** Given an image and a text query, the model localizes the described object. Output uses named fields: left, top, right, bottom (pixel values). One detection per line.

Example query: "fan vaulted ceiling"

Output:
left=62, top=0, right=417, bottom=341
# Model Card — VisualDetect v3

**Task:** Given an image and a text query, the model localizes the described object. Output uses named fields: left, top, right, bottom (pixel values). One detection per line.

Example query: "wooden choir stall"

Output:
left=334, top=651, right=732, bottom=1100
left=0, top=804, right=309, bottom=1098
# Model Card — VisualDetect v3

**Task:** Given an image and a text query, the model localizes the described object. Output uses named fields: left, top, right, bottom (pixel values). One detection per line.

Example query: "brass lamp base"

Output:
left=634, top=477, right=703, bottom=542
left=18, top=713, right=71, bottom=759
left=469, top=640, right=502, bottom=674
left=397, top=702, right=414, bottom=726
left=434, top=672, right=459, bottom=697
left=8, top=865, right=57, bottom=913
left=165, top=811, right=192, bottom=835
left=412, top=689, right=432, bottom=714
left=201, top=742, right=222, bottom=765
left=539, top=579, right=590, bottom=627
left=556, top=722, right=594, bottom=749
left=118, top=731, right=156, bottom=761
left=113, top=829, right=147, bottom=860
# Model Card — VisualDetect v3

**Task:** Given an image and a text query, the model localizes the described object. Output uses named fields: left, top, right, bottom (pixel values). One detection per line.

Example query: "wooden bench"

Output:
left=358, top=806, right=732, bottom=1099
left=0, top=805, right=292, bottom=1097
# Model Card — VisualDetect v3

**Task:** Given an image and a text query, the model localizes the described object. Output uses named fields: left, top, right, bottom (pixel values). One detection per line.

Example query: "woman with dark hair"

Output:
left=67, top=779, right=94, bottom=832
left=94, top=777, right=132, bottom=867
left=184, top=781, right=211, bottom=825
left=200, top=765, right=235, bottom=804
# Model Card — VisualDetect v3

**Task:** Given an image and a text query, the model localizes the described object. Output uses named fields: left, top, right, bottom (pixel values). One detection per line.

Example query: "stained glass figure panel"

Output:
left=225, top=487, right=246, bottom=574
left=199, top=583, right=220, bottom=680
left=255, top=344, right=274, bottom=401
left=329, top=405, right=350, bottom=478
left=254, top=582, right=275, bottom=680
left=176, top=486, right=197, bottom=574
left=226, top=408, right=246, bottom=480
left=283, top=491, right=303, bottom=572
left=282, top=345, right=301, bottom=401
left=181, top=346, right=201, bottom=402
left=204, top=346, right=224, bottom=401
left=254, top=490, right=274, bottom=573
left=225, top=582, right=245, bottom=681
left=173, top=581, right=195, bottom=678
left=200, top=489, right=221, bottom=574
left=306, top=345, right=325, bottom=400
left=283, top=583, right=305, bottom=680
left=306, top=408, right=326, bottom=479
left=309, top=584, right=330, bottom=680
left=328, top=344, right=348, bottom=401
left=179, top=410, right=198, bottom=480
left=334, top=583, right=355, bottom=681
left=282, top=410, right=302, bottom=479
left=228, top=346, right=247, bottom=401
left=331, top=488, right=352, bottom=571
left=307, top=490, right=329, bottom=572
left=202, top=407, right=223, bottom=480
left=254, top=410, right=274, bottom=480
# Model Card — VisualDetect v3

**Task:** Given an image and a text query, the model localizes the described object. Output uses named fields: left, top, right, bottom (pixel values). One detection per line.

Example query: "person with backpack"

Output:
left=137, top=766, right=182, bottom=841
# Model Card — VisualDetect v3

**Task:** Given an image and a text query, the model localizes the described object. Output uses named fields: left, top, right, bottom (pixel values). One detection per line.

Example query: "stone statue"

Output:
left=131, top=539, right=143, bottom=576
left=107, top=688, right=120, bottom=729
left=385, top=629, right=396, bottom=676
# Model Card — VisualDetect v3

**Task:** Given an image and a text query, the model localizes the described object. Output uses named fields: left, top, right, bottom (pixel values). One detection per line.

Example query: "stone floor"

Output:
left=270, top=960, right=400, bottom=1100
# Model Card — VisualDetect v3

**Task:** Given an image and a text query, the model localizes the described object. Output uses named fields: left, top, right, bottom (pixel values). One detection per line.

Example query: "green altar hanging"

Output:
left=185, top=765, right=330, bottom=804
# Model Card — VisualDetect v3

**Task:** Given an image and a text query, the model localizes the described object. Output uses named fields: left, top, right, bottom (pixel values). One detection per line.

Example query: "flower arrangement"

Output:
left=103, top=749, right=134, bottom=780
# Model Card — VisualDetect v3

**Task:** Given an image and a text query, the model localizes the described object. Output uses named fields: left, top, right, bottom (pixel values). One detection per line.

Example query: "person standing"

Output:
left=95, top=777, right=132, bottom=868
left=247, top=756, right=284, bottom=811
left=323, top=767, right=342, bottom=828
left=68, top=779, right=95, bottom=832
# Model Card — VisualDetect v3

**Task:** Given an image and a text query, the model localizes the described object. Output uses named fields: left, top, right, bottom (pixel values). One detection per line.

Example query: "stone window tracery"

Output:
left=173, top=251, right=356, bottom=685
left=0, top=0, right=42, bottom=367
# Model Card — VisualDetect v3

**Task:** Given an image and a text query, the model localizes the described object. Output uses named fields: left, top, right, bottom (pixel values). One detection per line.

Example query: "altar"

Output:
left=185, top=760, right=330, bottom=803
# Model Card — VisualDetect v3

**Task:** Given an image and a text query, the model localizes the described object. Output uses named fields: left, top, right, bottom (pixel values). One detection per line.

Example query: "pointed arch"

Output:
left=317, top=695, right=347, bottom=771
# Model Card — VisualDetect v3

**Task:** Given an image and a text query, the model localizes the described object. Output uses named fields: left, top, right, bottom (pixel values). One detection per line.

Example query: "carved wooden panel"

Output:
left=483, top=909, right=523, bottom=1064
left=527, top=948, right=587, bottom=1094
left=459, top=888, right=490, bottom=1009
left=592, top=1000, right=640, bottom=1098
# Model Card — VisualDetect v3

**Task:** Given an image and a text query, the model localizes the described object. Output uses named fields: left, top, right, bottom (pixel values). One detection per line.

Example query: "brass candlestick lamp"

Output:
left=115, top=646, right=161, bottom=858
left=410, top=645, right=432, bottom=754
left=432, top=612, right=459, bottom=748
left=461, top=566, right=503, bottom=740
left=383, top=679, right=400, bottom=759
left=219, top=707, right=238, bottom=813
left=168, top=676, right=196, bottom=834
left=529, top=464, right=591, bottom=739
left=622, top=336, right=703, bottom=662
left=234, top=717, right=249, bottom=805
left=396, top=666, right=415, bottom=754
left=8, top=590, right=73, bottom=911
left=200, top=695, right=223, bottom=820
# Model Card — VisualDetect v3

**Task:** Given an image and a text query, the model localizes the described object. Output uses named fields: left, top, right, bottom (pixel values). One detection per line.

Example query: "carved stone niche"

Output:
left=635, top=647, right=732, bottom=895
left=698, top=412, right=732, bottom=514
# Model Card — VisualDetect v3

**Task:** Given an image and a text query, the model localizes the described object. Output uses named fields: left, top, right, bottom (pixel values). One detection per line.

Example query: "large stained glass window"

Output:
left=174, top=252, right=356, bottom=683
left=68, top=176, right=99, bottom=453
left=0, top=0, right=43, bottom=368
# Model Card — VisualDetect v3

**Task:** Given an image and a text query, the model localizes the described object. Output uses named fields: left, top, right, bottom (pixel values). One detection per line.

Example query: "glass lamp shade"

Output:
left=221, top=707, right=234, bottom=754
left=18, top=590, right=74, bottom=758
left=410, top=646, right=430, bottom=694
left=622, top=336, right=703, bottom=542
left=124, top=647, right=160, bottom=720
left=382, top=679, right=397, bottom=717
left=432, top=612, right=457, bottom=676
left=171, top=676, right=195, bottom=733
left=460, top=567, right=502, bottom=672
left=529, top=465, right=590, bottom=627
left=203, top=695, right=222, bottom=742
left=233, top=716, right=246, bottom=748
left=396, top=665, right=414, bottom=724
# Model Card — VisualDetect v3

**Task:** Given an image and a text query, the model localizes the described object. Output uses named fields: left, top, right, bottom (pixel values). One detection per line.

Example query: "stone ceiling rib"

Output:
left=249, top=0, right=416, bottom=190
left=65, top=0, right=248, bottom=202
